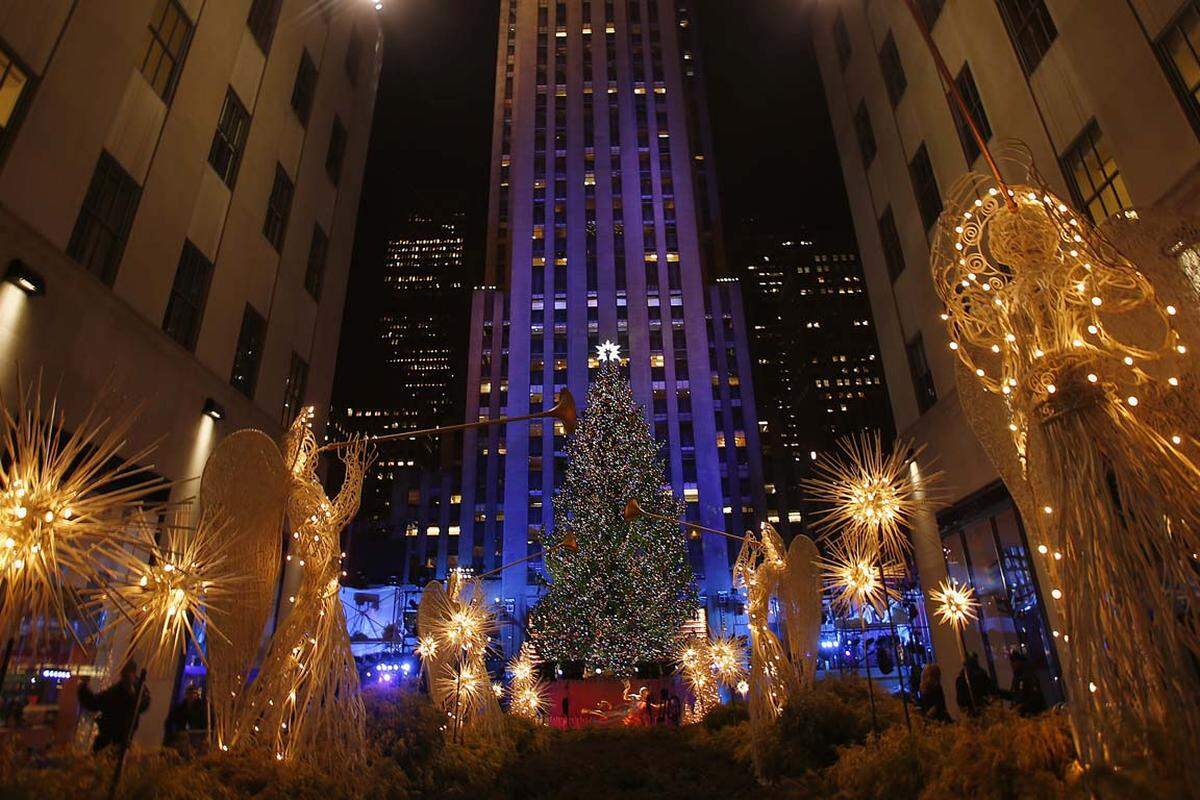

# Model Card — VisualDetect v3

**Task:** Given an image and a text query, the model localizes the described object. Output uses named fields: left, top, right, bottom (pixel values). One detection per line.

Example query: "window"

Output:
left=140, top=0, right=192, bottom=101
left=162, top=240, right=213, bottom=351
left=878, top=32, right=906, bottom=108
left=291, top=50, right=317, bottom=126
left=208, top=87, right=249, bottom=187
left=952, top=64, right=991, bottom=165
left=908, top=143, right=942, bottom=233
left=1060, top=121, right=1131, bottom=224
left=67, top=151, right=141, bottom=285
left=1156, top=2, right=1200, bottom=136
left=906, top=333, right=937, bottom=413
left=833, top=12, right=852, bottom=70
left=0, top=44, right=31, bottom=148
left=345, top=29, right=363, bottom=86
left=878, top=206, right=906, bottom=283
left=305, top=224, right=328, bottom=300
left=281, top=352, right=308, bottom=424
left=853, top=101, right=876, bottom=167
left=997, top=0, right=1057, bottom=74
left=326, top=116, right=347, bottom=185
left=263, top=163, right=294, bottom=251
left=230, top=305, right=267, bottom=397
left=914, top=0, right=944, bottom=29
left=247, top=0, right=282, bottom=53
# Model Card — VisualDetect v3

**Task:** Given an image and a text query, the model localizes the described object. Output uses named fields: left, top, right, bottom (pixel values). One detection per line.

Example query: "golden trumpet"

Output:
left=321, top=389, right=577, bottom=453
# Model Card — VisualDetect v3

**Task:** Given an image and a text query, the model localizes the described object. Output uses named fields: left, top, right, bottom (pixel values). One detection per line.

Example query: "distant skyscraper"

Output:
left=442, top=0, right=765, bottom=648
left=738, top=232, right=891, bottom=536
left=332, top=213, right=466, bottom=517
left=380, top=214, right=466, bottom=422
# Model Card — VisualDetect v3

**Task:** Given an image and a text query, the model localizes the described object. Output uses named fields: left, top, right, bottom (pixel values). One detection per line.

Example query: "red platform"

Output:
left=543, top=676, right=688, bottom=729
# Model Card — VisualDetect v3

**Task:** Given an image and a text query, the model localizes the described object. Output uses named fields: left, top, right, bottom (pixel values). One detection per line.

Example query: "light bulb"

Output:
left=1051, top=589, right=1062, bottom=599
left=1086, top=373, right=1098, bottom=383
left=1167, top=305, right=1177, bottom=315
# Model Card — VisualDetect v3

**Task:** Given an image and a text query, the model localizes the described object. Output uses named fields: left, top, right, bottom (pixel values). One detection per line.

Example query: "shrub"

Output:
left=825, top=708, right=1085, bottom=800
left=701, top=701, right=749, bottom=731
left=753, top=676, right=903, bottom=781
left=364, top=687, right=447, bottom=781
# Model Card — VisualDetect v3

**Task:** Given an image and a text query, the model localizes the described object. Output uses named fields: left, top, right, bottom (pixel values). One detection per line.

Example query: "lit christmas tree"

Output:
left=529, top=342, right=698, bottom=674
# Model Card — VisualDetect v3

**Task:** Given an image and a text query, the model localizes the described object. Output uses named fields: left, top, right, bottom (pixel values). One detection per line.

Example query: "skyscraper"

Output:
left=446, top=0, right=765, bottom=650
left=332, top=213, right=467, bottom=517
left=737, top=232, right=891, bottom=536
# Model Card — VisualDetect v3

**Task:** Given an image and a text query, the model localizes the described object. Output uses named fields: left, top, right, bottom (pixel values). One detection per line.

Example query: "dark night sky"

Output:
left=332, top=0, right=853, bottom=407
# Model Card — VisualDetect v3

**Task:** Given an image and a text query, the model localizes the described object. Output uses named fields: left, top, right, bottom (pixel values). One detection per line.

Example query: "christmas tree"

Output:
left=530, top=343, right=698, bottom=674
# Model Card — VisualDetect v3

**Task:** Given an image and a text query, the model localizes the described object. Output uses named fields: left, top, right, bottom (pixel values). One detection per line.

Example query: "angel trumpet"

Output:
left=473, top=531, right=578, bottom=580
left=320, top=389, right=577, bottom=453
left=622, top=499, right=749, bottom=542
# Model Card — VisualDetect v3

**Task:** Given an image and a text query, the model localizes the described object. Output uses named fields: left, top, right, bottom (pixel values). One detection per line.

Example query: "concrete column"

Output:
left=908, top=459, right=964, bottom=714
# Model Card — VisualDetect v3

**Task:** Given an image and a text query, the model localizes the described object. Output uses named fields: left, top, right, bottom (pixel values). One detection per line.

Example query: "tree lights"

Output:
left=528, top=358, right=696, bottom=675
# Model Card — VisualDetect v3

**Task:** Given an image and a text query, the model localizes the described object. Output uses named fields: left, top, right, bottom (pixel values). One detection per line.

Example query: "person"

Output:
left=166, top=685, right=207, bottom=744
left=666, top=693, right=681, bottom=726
left=656, top=687, right=669, bottom=725
left=1007, top=650, right=1047, bottom=716
left=77, top=661, right=150, bottom=753
left=917, top=664, right=951, bottom=722
left=955, top=652, right=995, bottom=717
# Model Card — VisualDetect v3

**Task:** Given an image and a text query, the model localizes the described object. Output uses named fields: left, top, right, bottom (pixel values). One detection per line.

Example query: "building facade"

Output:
left=331, top=213, right=467, bottom=517
left=0, top=0, right=381, bottom=741
left=737, top=231, right=891, bottom=538
left=807, top=0, right=1200, bottom=708
left=431, top=0, right=765, bottom=653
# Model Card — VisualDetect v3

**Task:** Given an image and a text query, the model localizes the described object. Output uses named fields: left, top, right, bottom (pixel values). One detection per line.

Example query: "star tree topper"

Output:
left=595, top=340, right=621, bottom=363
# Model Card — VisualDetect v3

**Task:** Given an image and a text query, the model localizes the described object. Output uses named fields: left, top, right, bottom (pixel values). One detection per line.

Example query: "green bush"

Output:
left=364, top=686, right=447, bottom=782
left=823, top=708, right=1086, bottom=800
left=700, top=701, right=749, bottom=731
left=0, top=744, right=413, bottom=800
left=751, top=676, right=903, bottom=781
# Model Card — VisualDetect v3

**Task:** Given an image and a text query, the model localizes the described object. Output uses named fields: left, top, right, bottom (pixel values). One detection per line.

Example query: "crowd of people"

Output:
left=916, top=649, right=1048, bottom=722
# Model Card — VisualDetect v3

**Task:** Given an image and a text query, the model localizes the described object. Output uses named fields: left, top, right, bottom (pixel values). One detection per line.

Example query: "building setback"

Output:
left=806, top=0, right=1200, bottom=711
left=0, top=0, right=381, bottom=741
left=427, top=0, right=766, bottom=653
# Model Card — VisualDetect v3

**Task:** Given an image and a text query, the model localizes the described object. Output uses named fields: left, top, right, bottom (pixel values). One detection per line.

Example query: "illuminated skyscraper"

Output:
left=332, top=214, right=466, bottom=517
left=447, top=0, right=766, bottom=649
left=737, top=231, right=891, bottom=536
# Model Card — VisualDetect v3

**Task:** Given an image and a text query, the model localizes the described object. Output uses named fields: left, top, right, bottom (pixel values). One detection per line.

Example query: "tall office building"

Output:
left=379, top=213, right=466, bottom=424
left=738, top=232, right=891, bottom=537
left=807, top=0, right=1200, bottom=708
left=443, top=0, right=766, bottom=650
left=332, top=213, right=466, bottom=517
left=0, top=0, right=381, bottom=741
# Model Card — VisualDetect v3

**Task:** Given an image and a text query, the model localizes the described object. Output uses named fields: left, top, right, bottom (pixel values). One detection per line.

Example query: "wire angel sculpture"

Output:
left=229, top=409, right=371, bottom=766
left=199, top=428, right=290, bottom=751
left=932, top=143, right=1200, bottom=780
left=778, top=535, right=822, bottom=691
left=733, top=523, right=797, bottom=726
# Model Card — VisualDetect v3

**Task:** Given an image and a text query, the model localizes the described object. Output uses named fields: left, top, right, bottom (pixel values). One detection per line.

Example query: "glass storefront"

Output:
left=939, top=484, right=1063, bottom=705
